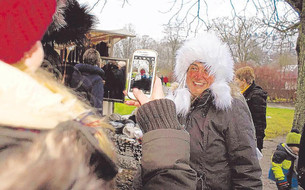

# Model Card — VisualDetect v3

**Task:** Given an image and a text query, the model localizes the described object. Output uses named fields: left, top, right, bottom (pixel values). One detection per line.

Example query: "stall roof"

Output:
left=86, top=28, right=136, bottom=45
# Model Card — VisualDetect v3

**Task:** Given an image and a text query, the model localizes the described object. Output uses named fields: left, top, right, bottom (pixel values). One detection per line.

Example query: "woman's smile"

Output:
left=186, top=62, right=214, bottom=97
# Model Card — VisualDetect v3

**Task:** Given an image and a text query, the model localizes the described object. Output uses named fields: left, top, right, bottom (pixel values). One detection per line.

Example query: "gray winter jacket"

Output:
left=140, top=129, right=197, bottom=189
left=179, top=90, right=262, bottom=189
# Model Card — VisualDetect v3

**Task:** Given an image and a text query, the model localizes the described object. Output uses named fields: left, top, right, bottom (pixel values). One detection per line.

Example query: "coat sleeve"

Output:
left=225, top=97, right=263, bottom=189
left=271, top=149, right=287, bottom=181
left=140, top=129, right=197, bottom=190
left=134, top=99, right=197, bottom=190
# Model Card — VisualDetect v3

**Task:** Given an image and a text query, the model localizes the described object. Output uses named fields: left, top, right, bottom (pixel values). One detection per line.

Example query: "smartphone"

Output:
left=126, top=49, right=158, bottom=100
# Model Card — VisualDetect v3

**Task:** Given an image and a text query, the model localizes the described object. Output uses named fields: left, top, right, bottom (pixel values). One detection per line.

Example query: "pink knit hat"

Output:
left=0, top=0, right=56, bottom=64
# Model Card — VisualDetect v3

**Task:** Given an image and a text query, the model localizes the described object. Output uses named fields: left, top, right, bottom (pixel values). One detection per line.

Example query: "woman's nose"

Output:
left=195, top=71, right=209, bottom=79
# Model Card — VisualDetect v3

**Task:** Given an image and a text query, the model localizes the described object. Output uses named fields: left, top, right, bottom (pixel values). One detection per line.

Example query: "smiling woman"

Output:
left=186, top=62, right=214, bottom=97
left=166, top=32, right=263, bottom=189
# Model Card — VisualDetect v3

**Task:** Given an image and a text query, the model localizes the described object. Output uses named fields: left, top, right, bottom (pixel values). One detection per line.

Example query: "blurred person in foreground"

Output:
left=268, top=129, right=301, bottom=190
left=0, top=0, right=118, bottom=189
left=0, top=0, right=197, bottom=189
left=128, top=32, right=262, bottom=189
left=235, top=66, right=268, bottom=152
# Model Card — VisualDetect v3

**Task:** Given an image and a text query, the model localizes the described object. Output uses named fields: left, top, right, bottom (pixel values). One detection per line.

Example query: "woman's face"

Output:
left=290, top=146, right=299, bottom=155
left=186, top=62, right=214, bottom=97
left=24, top=41, right=44, bottom=73
left=234, top=77, right=247, bottom=90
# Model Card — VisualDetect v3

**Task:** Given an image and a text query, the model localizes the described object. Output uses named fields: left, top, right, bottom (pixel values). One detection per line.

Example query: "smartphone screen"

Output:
left=127, top=50, right=158, bottom=99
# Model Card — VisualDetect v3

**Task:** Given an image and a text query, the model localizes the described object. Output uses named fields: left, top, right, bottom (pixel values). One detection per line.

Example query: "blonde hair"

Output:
left=235, top=66, right=255, bottom=84
left=12, top=64, right=114, bottom=159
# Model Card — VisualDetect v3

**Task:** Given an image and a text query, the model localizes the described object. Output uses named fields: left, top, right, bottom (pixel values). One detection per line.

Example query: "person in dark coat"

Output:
left=102, top=61, right=125, bottom=101
left=298, top=123, right=305, bottom=188
left=70, top=48, right=105, bottom=115
left=235, top=66, right=268, bottom=152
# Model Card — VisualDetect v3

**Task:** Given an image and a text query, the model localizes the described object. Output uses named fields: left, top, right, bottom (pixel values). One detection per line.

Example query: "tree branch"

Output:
left=284, top=0, right=301, bottom=15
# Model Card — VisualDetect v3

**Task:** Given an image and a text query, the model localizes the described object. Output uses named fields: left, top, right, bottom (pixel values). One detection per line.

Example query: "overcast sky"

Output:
left=78, top=0, right=293, bottom=40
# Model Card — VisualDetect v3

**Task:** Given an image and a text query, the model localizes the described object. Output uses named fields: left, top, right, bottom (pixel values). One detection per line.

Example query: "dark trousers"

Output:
left=257, top=137, right=264, bottom=151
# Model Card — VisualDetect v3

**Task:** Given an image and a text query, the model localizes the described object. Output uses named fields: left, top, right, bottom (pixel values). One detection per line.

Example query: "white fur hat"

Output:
left=167, top=32, right=234, bottom=115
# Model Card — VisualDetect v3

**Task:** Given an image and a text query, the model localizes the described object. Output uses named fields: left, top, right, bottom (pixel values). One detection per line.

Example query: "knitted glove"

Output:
left=276, top=180, right=290, bottom=190
left=136, top=99, right=182, bottom=133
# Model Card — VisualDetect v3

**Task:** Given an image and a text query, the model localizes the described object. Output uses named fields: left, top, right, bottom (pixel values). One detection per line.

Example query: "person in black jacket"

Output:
left=102, top=61, right=125, bottom=101
left=298, top=123, right=305, bottom=188
left=235, top=66, right=268, bottom=151
left=70, top=48, right=105, bottom=115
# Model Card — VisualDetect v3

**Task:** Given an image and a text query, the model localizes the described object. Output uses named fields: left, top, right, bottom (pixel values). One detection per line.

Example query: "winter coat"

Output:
left=268, top=143, right=299, bottom=189
left=132, top=99, right=198, bottom=190
left=243, top=81, right=268, bottom=150
left=297, top=125, right=305, bottom=188
left=138, top=129, right=197, bottom=189
left=178, top=89, right=262, bottom=190
left=102, top=63, right=125, bottom=101
left=71, top=63, right=105, bottom=115
left=0, top=126, right=42, bottom=163
left=0, top=121, right=118, bottom=189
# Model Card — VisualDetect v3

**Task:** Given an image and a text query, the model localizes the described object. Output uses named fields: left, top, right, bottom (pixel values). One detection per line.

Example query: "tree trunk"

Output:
left=292, top=0, right=305, bottom=130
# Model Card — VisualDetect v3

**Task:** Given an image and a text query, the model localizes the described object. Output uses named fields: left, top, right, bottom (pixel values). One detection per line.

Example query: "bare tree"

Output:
left=166, top=0, right=304, bottom=130
left=113, top=24, right=139, bottom=59
left=211, top=17, right=268, bottom=64
left=113, top=26, right=158, bottom=61
left=89, top=0, right=130, bottom=12
left=157, top=23, right=185, bottom=76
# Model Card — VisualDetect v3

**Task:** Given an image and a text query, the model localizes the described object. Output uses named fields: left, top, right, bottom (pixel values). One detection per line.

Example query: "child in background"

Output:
left=269, top=129, right=301, bottom=190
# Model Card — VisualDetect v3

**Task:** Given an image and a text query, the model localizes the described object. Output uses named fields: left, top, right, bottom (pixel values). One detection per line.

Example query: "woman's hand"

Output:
left=124, top=77, right=164, bottom=107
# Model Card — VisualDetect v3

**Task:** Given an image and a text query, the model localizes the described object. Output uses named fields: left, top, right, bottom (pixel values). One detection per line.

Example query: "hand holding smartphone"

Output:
left=125, top=77, right=164, bottom=107
left=126, top=49, right=158, bottom=100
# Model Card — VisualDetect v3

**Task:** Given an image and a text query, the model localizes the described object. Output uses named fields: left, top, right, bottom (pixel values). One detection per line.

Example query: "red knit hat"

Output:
left=0, top=0, right=56, bottom=64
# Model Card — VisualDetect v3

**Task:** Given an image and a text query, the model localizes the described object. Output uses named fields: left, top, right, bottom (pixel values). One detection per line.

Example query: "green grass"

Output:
left=114, top=102, right=294, bottom=140
left=265, top=107, right=294, bottom=139
left=114, top=102, right=136, bottom=115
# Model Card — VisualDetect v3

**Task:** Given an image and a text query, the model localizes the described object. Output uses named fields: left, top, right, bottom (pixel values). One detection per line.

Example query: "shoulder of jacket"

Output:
left=250, top=85, right=267, bottom=95
left=274, top=143, right=288, bottom=154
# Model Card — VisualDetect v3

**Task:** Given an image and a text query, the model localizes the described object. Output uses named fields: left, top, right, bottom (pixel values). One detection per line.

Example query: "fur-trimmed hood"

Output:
left=75, top=63, right=105, bottom=79
left=167, top=32, right=234, bottom=116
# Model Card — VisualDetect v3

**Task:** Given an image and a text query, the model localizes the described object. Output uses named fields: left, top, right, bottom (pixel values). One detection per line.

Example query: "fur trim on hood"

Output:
left=0, top=122, right=117, bottom=189
left=167, top=32, right=234, bottom=115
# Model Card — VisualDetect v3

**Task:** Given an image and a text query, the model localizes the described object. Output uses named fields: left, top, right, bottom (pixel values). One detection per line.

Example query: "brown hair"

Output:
left=235, top=66, right=255, bottom=84
left=83, top=48, right=101, bottom=66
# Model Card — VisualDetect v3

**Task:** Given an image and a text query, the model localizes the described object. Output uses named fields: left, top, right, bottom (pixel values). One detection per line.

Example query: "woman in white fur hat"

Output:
left=165, top=32, right=262, bottom=189
left=127, top=32, right=262, bottom=190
